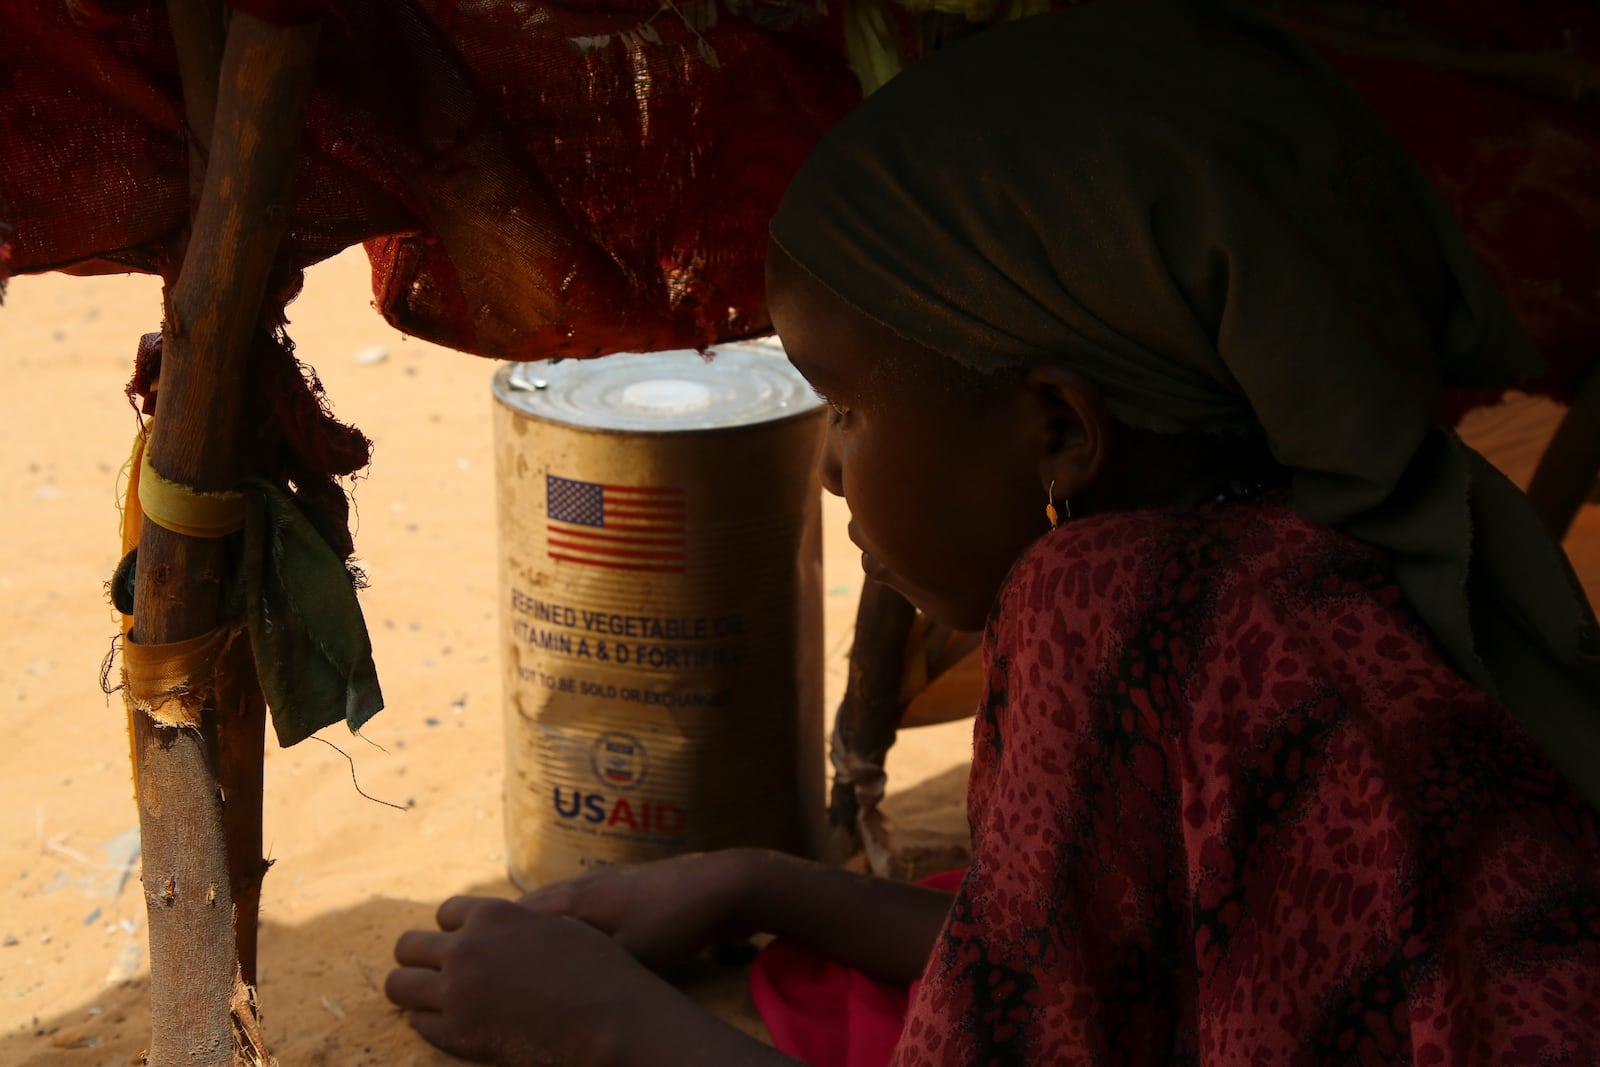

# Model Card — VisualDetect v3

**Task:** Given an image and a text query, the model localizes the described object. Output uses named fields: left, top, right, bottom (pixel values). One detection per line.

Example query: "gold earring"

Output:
left=1046, top=481, right=1062, bottom=530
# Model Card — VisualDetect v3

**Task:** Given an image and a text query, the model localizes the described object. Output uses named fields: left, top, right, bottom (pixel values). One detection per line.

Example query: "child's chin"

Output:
left=905, top=587, right=990, bottom=636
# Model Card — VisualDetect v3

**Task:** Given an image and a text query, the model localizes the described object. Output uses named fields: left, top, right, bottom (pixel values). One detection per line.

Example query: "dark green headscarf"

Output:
left=771, top=0, right=1600, bottom=809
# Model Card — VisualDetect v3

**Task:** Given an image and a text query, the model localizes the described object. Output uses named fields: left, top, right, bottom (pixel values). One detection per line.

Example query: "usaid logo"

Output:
left=552, top=730, right=685, bottom=835
left=591, top=732, right=647, bottom=791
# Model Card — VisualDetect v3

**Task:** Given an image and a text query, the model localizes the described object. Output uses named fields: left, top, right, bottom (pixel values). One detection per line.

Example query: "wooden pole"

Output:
left=214, top=641, right=270, bottom=987
left=163, top=0, right=274, bottom=990
left=828, top=579, right=917, bottom=833
left=1527, top=359, right=1600, bottom=542
left=166, top=0, right=227, bottom=206
left=130, top=10, right=319, bottom=1064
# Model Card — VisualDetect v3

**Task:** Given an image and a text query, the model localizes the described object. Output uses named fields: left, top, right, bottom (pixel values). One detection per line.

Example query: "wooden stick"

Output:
left=163, top=0, right=273, bottom=990
left=131, top=10, right=319, bottom=1065
left=214, top=639, right=270, bottom=986
left=166, top=0, right=228, bottom=209
left=1527, top=360, right=1600, bottom=542
left=828, top=579, right=918, bottom=834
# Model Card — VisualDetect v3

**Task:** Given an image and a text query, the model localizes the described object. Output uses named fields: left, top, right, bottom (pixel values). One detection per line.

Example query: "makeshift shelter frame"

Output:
left=124, top=4, right=319, bottom=1062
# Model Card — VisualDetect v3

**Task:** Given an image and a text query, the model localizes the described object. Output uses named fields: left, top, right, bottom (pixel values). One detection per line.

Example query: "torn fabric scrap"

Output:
left=121, top=623, right=245, bottom=728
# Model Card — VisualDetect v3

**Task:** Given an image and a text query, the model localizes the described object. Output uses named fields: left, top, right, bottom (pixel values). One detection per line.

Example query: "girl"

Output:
left=387, top=2, right=1600, bottom=1063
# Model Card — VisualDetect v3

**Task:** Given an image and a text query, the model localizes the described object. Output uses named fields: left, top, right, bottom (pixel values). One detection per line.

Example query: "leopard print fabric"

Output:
left=894, top=500, right=1600, bottom=1066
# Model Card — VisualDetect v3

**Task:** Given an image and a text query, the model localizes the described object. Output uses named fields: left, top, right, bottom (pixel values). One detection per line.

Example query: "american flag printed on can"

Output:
left=545, top=475, right=686, bottom=573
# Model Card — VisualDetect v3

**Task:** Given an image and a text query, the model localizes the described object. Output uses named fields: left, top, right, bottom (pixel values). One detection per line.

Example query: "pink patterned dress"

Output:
left=894, top=499, right=1600, bottom=1066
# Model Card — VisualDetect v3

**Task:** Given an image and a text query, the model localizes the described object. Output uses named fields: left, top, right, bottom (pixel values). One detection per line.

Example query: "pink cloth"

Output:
left=750, top=871, right=965, bottom=1067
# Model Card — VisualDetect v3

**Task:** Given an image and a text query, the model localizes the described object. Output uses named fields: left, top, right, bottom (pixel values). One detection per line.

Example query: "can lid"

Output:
left=492, top=341, right=824, bottom=432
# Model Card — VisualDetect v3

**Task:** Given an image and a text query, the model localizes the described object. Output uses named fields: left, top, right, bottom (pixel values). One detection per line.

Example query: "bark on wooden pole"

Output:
left=130, top=10, right=319, bottom=1064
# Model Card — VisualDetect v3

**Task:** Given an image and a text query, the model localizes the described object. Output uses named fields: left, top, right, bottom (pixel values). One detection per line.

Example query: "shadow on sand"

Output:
left=4, top=879, right=764, bottom=1067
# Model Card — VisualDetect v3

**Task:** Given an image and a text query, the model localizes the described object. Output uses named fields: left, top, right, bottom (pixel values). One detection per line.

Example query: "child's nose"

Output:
left=818, top=423, right=844, bottom=497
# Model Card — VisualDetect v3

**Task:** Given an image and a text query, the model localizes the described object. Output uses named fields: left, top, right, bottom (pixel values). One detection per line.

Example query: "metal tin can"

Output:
left=492, top=343, right=827, bottom=888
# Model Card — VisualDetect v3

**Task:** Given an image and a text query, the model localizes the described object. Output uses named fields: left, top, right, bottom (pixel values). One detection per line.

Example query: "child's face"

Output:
left=768, top=245, right=1048, bottom=631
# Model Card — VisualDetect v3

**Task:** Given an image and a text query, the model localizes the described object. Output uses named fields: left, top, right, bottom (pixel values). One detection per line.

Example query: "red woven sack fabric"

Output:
left=0, top=0, right=1594, bottom=401
left=0, top=0, right=858, bottom=358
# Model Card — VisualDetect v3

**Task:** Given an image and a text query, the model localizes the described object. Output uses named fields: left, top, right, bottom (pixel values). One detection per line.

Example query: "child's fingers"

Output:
left=404, top=1009, right=472, bottom=1058
left=517, top=880, right=580, bottom=917
left=436, top=894, right=496, bottom=930
left=393, top=929, right=452, bottom=967
left=384, top=964, right=446, bottom=1011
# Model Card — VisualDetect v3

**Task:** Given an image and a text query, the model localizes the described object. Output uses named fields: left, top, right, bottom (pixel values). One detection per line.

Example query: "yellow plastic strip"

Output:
left=118, top=427, right=145, bottom=798
left=121, top=623, right=242, bottom=728
left=118, top=426, right=147, bottom=631
left=137, top=424, right=246, bottom=538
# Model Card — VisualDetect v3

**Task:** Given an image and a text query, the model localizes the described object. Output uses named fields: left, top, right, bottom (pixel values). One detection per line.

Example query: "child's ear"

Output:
left=1024, top=364, right=1112, bottom=503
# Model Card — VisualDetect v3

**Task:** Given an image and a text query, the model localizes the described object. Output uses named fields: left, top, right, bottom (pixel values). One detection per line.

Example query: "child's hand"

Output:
left=515, top=849, right=767, bottom=973
left=387, top=894, right=669, bottom=1066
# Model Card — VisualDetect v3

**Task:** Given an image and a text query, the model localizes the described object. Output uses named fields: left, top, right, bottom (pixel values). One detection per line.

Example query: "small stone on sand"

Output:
left=353, top=345, right=389, bottom=366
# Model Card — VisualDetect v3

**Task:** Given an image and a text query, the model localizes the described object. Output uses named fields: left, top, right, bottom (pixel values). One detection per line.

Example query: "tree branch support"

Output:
left=131, top=8, right=319, bottom=1064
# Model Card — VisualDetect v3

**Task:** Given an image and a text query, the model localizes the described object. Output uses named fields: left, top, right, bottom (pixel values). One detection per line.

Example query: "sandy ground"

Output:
left=1, top=248, right=1596, bottom=1066
left=0, top=249, right=982, bottom=1066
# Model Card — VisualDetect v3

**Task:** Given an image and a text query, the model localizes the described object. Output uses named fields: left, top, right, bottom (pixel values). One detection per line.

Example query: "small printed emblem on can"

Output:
left=591, top=732, right=647, bottom=791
